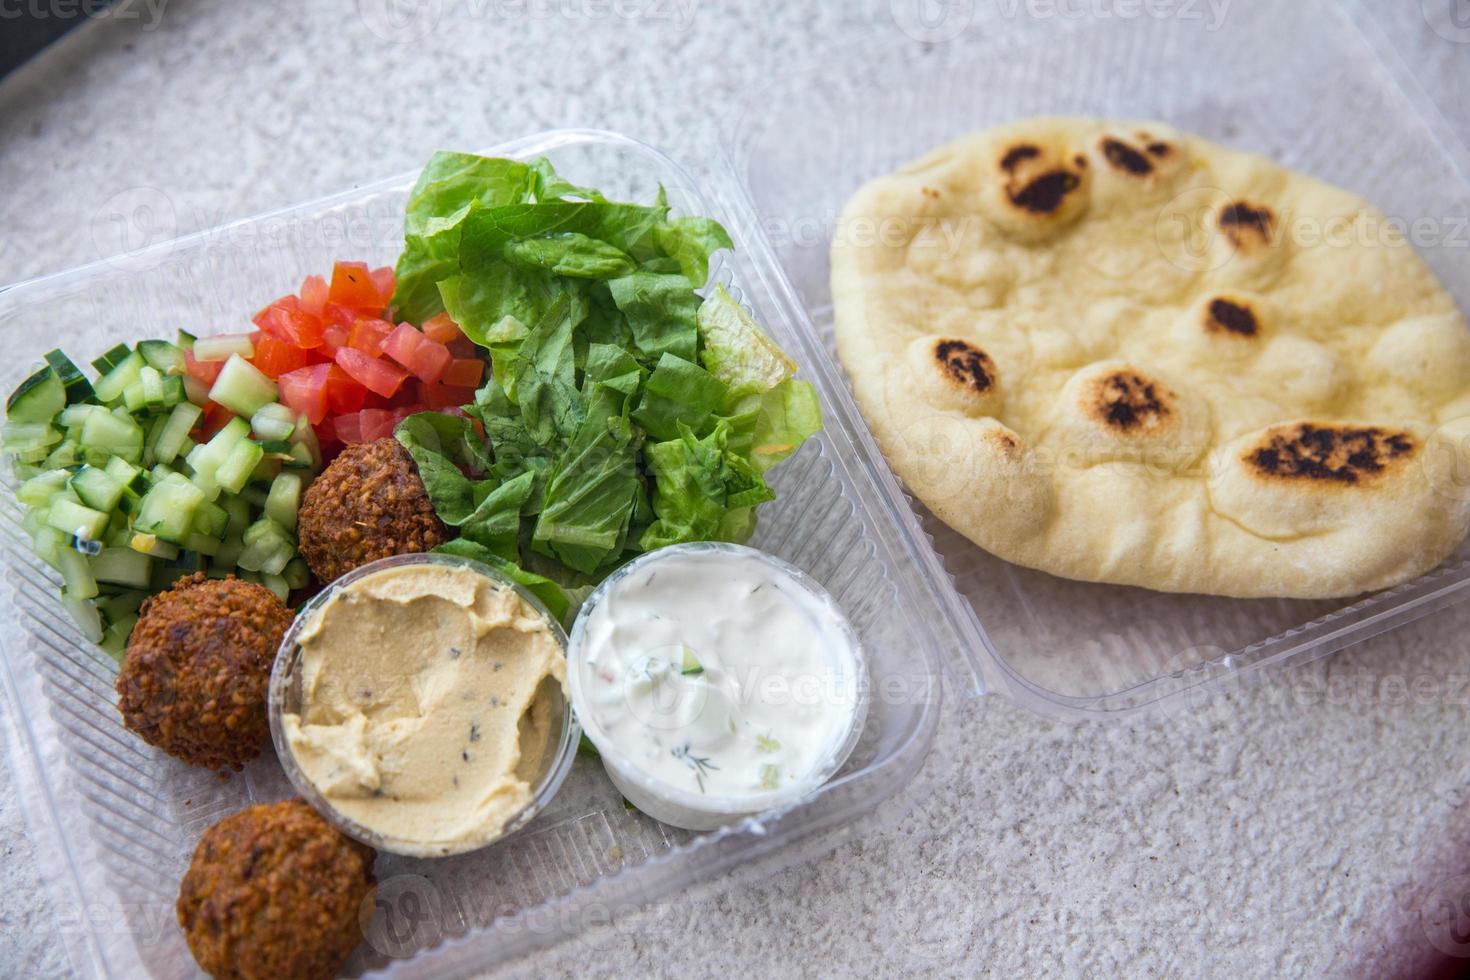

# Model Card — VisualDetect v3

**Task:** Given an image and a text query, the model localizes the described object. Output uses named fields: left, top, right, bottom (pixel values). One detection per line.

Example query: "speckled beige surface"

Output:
left=1, top=2, right=1469, bottom=977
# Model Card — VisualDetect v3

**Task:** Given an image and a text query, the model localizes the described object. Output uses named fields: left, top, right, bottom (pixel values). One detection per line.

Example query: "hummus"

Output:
left=280, top=562, right=567, bottom=856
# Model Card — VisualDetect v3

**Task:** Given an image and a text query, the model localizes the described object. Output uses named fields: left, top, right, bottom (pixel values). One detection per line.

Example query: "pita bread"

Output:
left=831, top=117, right=1470, bottom=599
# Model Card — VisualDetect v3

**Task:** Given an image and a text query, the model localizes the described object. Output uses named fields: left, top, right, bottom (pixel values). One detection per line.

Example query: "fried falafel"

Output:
left=115, top=573, right=292, bottom=770
left=177, top=798, right=376, bottom=980
left=297, top=437, right=446, bottom=584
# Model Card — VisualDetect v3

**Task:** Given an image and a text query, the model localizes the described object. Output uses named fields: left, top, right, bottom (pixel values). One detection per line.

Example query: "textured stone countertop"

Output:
left=1, top=1, right=1468, bottom=977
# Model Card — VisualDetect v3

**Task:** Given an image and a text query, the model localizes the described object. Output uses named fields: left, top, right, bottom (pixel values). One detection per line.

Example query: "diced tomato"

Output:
left=447, top=336, right=478, bottom=359
left=332, top=407, right=409, bottom=444
left=256, top=303, right=325, bottom=349
left=277, top=363, right=333, bottom=425
left=335, top=345, right=408, bottom=398
left=369, top=267, right=395, bottom=306
left=441, top=358, right=484, bottom=389
left=324, top=364, right=369, bottom=413
left=382, top=323, right=452, bottom=383
left=252, top=294, right=299, bottom=325
left=421, top=312, right=462, bottom=345
left=321, top=302, right=360, bottom=329
left=299, top=274, right=328, bottom=316
left=184, top=350, right=225, bottom=385
left=251, top=336, right=313, bottom=378
left=348, top=317, right=395, bottom=356
left=321, top=323, right=350, bottom=357
left=197, top=401, right=235, bottom=440
left=422, top=382, right=478, bottom=410
left=328, top=261, right=383, bottom=310
left=330, top=410, right=367, bottom=445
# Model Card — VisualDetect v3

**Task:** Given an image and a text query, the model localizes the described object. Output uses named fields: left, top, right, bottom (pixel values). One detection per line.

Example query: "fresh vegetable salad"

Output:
left=3, top=152, right=821, bottom=651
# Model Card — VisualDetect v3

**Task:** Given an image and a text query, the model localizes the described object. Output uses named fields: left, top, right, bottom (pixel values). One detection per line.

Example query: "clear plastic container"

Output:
left=567, top=542, right=870, bottom=832
left=268, top=552, right=580, bottom=858
left=725, top=0, right=1470, bottom=720
left=2, top=3, right=1468, bottom=975
left=0, top=130, right=951, bottom=978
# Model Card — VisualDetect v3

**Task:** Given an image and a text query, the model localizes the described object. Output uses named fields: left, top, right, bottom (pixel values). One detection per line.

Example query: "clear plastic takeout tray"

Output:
left=727, top=0, right=1470, bottom=720
left=4, top=1, right=1470, bottom=975
left=0, top=131, right=956, bottom=977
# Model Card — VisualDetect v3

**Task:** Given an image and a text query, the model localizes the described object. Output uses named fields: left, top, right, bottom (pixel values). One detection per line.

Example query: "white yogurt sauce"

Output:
left=572, top=546, right=864, bottom=817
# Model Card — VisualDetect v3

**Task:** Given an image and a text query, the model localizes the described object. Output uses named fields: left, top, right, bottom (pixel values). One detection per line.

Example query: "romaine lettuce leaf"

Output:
left=390, top=152, right=819, bottom=591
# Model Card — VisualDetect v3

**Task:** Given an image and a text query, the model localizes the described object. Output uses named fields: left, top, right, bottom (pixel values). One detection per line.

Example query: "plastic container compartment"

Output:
left=0, top=131, right=956, bottom=977
left=727, top=0, right=1470, bottom=719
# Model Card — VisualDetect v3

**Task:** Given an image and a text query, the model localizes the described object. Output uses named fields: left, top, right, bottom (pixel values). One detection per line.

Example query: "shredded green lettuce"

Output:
left=392, top=152, right=821, bottom=607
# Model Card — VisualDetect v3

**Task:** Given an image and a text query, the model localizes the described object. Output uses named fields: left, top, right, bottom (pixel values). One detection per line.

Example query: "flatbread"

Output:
left=831, top=117, right=1470, bottom=599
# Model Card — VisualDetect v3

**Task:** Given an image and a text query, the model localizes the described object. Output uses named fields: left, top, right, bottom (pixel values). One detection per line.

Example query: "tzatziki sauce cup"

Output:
left=567, top=542, right=869, bottom=831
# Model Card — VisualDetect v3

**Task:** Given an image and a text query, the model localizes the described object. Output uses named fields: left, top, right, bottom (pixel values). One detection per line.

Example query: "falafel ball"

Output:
left=115, top=574, right=292, bottom=770
left=177, top=798, right=376, bottom=980
left=297, top=437, right=446, bottom=584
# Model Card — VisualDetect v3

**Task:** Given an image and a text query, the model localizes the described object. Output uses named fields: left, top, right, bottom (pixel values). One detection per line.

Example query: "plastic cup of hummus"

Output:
left=567, top=542, right=869, bottom=832
left=268, top=553, right=579, bottom=858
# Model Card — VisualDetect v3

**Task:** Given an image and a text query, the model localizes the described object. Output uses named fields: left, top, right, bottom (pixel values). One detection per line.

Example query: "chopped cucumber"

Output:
left=184, top=532, right=222, bottom=556
left=42, top=437, right=81, bottom=469
left=68, top=466, right=125, bottom=512
left=58, top=403, right=102, bottom=430
left=79, top=410, right=143, bottom=464
left=264, top=472, right=302, bottom=531
left=208, top=356, right=277, bottom=418
left=3, top=421, right=62, bottom=461
left=104, top=455, right=146, bottom=490
left=30, top=525, right=65, bottom=569
left=153, top=401, right=201, bottom=465
left=191, top=334, right=255, bottom=362
left=6, top=366, right=66, bottom=423
left=223, top=497, right=251, bottom=536
left=46, top=498, right=109, bottom=542
left=261, top=573, right=290, bottom=602
left=191, top=499, right=229, bottom=538
left=282, top=557, right=309, bottom=591
left=93, top=350, right=145, bottom=404
left=238, top=517, right=294, bottom=575
left=98, top=590, right=146, bottom=622
left=139, top=365, right=165, bottom=407
left=186, top=416, right=250, bottom=499
left=212, top=534, right=245, bottom=569
left=133, top=474, right=206, bottom=544
left=44, top=350, right=93, bottom=405
left=57, top=547, right=99, bottom=600
left=17, top=469, right=70, bottom=507
left=290, top=412, right=321, bottom=469
left=215, top=439, right=264, bottom=495
left=90, top=343, right=132, bottom=375
left=90, top=547, right=153, bottom=589
left=99, top=613, right=138, bottom=660
left=176, top=329, right=197, bottom=351
left=61, top=590, right=104, bottom=644
left=138, top=339, right=185, bottom=376
left=251, top=402, right=297, bottom=442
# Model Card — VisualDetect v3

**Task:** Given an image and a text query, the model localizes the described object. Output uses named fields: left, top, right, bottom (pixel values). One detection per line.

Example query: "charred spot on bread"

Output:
left=1246, top=423, right=1417, bottom=484
left=1088, top=369, right=1173, bottom=432
left=1000, top=144, right=1041, bottom=172
left=1009, top=170, right=1081, bottom=214
left=933, top=339, right=997, bottom=394
left=1206, top=298, right=1260, bottom=337
left=1101, top=137, right=1154, bottom=176
left=1219, top=202, right=1276, bottom=250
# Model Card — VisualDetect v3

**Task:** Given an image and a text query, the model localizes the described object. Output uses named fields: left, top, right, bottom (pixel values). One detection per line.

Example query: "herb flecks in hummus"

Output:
left=281, top=563, right=565, bottom=855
